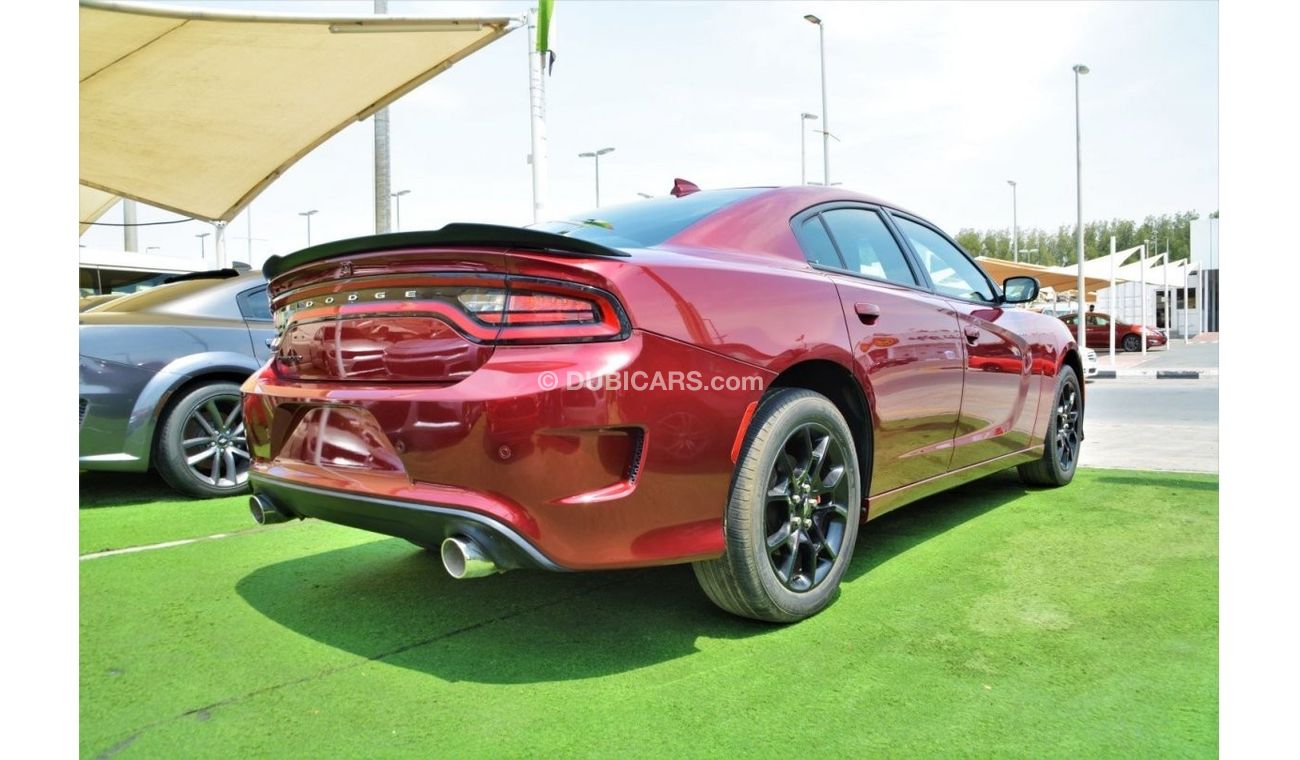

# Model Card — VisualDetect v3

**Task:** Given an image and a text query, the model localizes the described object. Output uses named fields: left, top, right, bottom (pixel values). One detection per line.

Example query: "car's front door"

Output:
left=889, top=214, right=1037, bottom=470
left=1085, top=313, right=1109, bottom=347
left=793, top=205, right=966, bottom=495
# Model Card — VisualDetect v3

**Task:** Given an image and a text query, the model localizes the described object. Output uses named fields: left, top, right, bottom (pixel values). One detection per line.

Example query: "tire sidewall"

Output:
left=1123, top=333, right=1141, bottom=352
left=734, top=391, right=862, bottom=619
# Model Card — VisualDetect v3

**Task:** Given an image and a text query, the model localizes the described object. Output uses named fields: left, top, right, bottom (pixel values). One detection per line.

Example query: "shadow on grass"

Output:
left=236, top=470, right=1031, bottom=684
left=1094, top=474, right=1218, bottom=492
left=79, top=471, right=187, bottom=509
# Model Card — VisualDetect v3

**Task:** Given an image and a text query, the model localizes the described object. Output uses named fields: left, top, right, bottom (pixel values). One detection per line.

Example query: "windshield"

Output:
left=529, top=188, right=766, bottom=249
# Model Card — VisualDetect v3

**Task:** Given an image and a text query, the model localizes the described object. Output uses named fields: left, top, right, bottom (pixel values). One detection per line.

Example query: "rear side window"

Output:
left=893, top=217, right=996, bottom=303
left=796, top=217, right=843, bottom=268
left=238, top=286, right=271, bottom=321
left=817, top=208, right=918, bottom=286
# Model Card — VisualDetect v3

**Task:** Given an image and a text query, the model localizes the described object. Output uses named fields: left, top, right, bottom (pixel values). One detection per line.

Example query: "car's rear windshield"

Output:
left=93, top=278, right=229, bottom=313
left=529, top=188, right=766, bottom=249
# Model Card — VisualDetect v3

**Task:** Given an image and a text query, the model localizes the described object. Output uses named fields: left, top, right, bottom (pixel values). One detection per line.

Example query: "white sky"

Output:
left=79, top=0, right=1219, bottom=267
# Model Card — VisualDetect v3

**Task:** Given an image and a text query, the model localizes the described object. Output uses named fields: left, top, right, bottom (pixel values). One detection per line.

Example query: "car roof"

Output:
left=85, top=271, right=266, bottom=319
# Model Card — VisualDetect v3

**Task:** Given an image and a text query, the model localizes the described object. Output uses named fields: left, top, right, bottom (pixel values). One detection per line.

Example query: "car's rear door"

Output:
left=236, top=283, right=276, bottom=363
left=793, top=204, right=965, bottom=495
left=887, top=212, right=1037, bottom=470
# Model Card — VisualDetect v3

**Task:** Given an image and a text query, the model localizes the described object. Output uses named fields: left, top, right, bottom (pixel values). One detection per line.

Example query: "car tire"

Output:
left=692, top=388, right=862, bottom=623
left=1122, top=333, right=1141, bottom=352
left=1017, top=365, right=1082, bottom=487
left=154, top=381, right=252, bottom=498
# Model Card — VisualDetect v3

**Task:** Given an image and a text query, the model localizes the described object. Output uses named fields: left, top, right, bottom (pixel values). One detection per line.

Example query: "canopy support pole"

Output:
left=1140, top=244, right=1147, bottom=358
left=1109, top=236, right=1116, bottom=366
left=214, top=221, right=227, bottom=269
left=373, top=0, right=392, bottom=234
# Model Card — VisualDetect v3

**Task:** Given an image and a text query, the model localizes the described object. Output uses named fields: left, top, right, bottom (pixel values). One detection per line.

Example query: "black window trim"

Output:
left=789, top=202, right=930, bottom=293
left=881, top=209, right=1005, bottom=306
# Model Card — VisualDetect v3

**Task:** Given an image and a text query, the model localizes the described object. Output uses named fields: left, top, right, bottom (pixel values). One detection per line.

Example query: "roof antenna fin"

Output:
left=670, top=178, right=700, bottom=197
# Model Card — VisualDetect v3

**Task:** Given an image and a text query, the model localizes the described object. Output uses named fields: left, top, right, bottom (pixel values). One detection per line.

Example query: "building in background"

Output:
left=1190, top=217, right=1219, bottom=333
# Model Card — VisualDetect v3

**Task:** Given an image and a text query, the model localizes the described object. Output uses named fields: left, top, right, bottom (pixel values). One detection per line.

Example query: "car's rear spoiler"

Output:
left=262, top=223, right=630, bottom=280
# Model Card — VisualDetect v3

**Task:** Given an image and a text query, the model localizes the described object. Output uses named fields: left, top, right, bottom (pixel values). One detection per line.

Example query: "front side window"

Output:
left=817, top=208, right=917, bottom=286
left=1086, top=314, right=1109, bottom=327
left=893, top=217, right=995, bottom=303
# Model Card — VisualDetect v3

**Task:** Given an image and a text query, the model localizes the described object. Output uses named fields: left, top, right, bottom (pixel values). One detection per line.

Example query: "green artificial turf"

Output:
left=79, top=473, right=262, bottom=555
left=79, top=468, right=1218, bottom=758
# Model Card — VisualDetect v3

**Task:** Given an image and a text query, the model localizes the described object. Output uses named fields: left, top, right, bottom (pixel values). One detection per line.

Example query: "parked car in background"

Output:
left=1083, top=348, right=1099, bottom=379
left=243, top=185, right=1085, bottom=623
left=1060, top=311, right=1166, bottom=352
left=80, top=270, right=273, bottom=497
left=79, top=293, right=126, bottom=312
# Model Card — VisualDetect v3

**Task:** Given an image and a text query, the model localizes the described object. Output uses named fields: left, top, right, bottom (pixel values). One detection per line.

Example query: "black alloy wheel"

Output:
left=764, top=422, right=852, bottom=593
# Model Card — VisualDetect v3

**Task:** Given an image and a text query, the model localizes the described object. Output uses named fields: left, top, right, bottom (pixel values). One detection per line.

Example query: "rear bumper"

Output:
left=250, top=473, right=565, bottom=571
left=242, top=329, right=775, bottom=570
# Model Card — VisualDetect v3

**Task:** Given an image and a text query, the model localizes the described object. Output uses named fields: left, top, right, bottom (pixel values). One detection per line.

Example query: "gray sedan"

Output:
left=79, top=270, right=274, bottom=497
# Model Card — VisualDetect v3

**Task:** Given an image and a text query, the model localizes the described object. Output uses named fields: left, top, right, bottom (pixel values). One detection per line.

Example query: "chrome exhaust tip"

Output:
left=440, top=536, right=501, bottom=579
left=249, top=494, right=289, bottom=525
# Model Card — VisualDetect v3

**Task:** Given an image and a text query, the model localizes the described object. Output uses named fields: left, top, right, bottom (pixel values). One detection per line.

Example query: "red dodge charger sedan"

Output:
left=243, top=185, right=1084, bottom=622
left=1059, top=310, right=1167, bottom=352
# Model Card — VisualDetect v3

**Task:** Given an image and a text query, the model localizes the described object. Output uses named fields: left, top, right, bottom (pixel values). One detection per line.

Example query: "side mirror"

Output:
left=1002, top=276, right=1039, bottom=304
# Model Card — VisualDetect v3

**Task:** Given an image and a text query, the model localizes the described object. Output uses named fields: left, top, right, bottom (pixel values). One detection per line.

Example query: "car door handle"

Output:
left=963, top=326, right=981, bottom=343
left=854, top=302, right=881, bottom=324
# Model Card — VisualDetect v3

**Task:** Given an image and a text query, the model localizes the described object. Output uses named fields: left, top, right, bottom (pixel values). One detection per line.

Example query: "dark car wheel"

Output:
left=1018, top=365, right=1082, bottom=487
left=1122, top=333, right=1141, bottom=352
left=693, top=388, right=862, bottom=623
left=155, top=381, right=252, bottom=498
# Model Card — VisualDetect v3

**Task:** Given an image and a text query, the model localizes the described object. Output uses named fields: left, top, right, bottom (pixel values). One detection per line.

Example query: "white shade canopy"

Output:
left=79, top=0, right=518, bottom=228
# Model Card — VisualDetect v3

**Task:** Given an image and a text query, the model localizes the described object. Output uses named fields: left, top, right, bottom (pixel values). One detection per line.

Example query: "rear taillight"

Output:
left=273, top=276, right=629, bottom=346
left=479, top=280, right=627, bottom=343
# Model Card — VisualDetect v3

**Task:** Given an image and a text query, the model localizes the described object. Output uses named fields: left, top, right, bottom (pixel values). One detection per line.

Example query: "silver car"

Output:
left=79, top=270, right=274, bottom=497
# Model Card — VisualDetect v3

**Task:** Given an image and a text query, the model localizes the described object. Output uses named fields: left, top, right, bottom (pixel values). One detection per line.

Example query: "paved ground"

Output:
left=1080, top=378, right=1219, bottom=473
left=1098, top=337, right=1220, bottom=371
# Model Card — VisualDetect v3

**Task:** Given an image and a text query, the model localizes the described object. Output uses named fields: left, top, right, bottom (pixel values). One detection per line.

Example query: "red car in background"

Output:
left=242, top=185, right=1084, bottom=622
left=1060, top=311, right=1167, bottom=352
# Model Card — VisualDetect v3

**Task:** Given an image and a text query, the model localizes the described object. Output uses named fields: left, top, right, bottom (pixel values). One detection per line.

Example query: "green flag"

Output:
left=536, top=0, right=553, bottom=53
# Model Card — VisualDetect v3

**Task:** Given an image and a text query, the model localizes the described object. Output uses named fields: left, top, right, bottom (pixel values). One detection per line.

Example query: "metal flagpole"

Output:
left=527, top=8, right=549, bottom=223
left=1109, top=236, right=1116, bottom=366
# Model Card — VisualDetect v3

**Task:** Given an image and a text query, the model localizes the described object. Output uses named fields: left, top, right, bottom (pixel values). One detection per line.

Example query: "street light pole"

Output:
left=298, top=209, right=318, bottom=247
left=578, top=147, right=614, bottom=207
left=1072, top=63, right=1089, bottom=352
left=1007, top=179, right=1018, bottom=262
left=805, top=15, right=829, bottom=186
left=390, top=190, right=410, bottom=231
left=800, top=113, right=818, bottom=185
left=196, top=232, right=210, bottom=259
